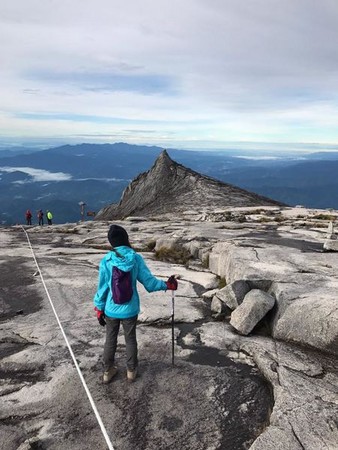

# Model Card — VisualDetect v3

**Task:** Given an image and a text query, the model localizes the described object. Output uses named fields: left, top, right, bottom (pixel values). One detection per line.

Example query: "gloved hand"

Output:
left=166, top=275, right=178, bottom=291
left=94, top=307, right=106, bottom=326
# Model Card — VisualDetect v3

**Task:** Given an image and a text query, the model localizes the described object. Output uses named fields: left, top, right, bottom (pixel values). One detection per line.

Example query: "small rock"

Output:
left=211, top=296, right=231, bottom=315
left=202, top=288, right=219, bottom=299
left=216, top=280, right=250, bottom=310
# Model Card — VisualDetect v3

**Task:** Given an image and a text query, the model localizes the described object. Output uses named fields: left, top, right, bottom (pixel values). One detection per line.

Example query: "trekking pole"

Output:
left=171, top=288, right=175, bottom=367
left=168, top=274, right=179, bottom=367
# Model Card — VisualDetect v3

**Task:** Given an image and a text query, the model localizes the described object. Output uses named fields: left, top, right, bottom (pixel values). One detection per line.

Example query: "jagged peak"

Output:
left=154, top=149, right=174, bottom=167
left=96, top=150, right=284, bottom=220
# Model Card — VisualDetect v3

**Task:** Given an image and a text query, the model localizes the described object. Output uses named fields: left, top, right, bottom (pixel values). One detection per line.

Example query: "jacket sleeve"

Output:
left=93, top=259, right=110, bottom=310
left=136, top=254, right=167, bottom=292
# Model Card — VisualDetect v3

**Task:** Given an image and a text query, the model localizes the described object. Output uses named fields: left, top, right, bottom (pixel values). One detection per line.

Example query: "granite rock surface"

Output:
left=1, top=207, right=337, bottom=450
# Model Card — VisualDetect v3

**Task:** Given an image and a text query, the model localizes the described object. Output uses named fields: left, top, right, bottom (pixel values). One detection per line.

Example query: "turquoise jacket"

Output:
left=93, top=246, right=167, bottom=319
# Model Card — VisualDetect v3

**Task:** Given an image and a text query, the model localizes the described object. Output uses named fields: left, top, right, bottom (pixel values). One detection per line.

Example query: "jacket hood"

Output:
left=106, top=246, right=136, bottom=271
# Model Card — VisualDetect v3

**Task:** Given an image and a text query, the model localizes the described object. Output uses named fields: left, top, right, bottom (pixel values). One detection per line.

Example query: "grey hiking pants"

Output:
left=103, top=315, right=138, bottom=371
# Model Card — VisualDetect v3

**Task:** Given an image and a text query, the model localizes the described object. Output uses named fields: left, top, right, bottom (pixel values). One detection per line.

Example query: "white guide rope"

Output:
left=22, top=227, right=115, bottom=450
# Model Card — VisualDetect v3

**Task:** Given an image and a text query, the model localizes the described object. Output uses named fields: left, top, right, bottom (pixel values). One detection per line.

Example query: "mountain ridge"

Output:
left=1, top=141, right=338, bottom=224
left=96, top=150, right=284, bottom=220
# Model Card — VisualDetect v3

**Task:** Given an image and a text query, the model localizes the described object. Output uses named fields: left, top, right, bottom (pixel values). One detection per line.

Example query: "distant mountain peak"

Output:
left=147, top=149, right=175, bottom=178
left=96, top=151, right=284, bottom=220
left=156, top=148, right=171, bottom=163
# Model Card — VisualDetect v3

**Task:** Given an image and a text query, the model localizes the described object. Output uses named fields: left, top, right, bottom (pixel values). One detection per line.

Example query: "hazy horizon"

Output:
left=1, top=1, right=338, bottom=150
left=0, top=138, right=337, bottom=157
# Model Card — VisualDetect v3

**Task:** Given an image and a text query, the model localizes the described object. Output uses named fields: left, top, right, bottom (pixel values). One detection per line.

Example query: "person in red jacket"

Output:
left=25, top=209, right=32, bottom=225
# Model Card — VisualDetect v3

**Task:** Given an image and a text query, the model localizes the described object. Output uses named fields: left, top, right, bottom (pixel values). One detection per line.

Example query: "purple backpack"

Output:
left=112, top=267, right=133, bottom=304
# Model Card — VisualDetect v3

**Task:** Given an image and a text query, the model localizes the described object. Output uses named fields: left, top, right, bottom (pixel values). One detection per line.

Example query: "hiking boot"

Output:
left=103, top=366, right=118, bottom=384
left=127, top=368, right=137, bottom=382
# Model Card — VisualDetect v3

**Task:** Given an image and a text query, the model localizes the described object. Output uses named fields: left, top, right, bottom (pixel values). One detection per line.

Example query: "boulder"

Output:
left=208, top=242, right=294, bottom=284
left=210, top=296, right=231, bottom=316
left=230, top=289, right=275, bottom=335
left=272, top=290, right=338, bottom=355
left=215, top=280, right=250, bottom=310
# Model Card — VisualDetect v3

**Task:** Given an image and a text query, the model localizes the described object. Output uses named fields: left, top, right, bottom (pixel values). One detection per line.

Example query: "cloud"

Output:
left=25, top=71, right=175, bottom=95
left=1, top=0, right=338, bottom=148
left=0, top=166, right=72, bottom=182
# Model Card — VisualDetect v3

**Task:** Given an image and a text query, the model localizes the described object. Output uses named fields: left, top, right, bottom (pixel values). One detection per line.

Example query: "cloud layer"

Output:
left=1, top=0, right=338, bottom=149
left=0, top=166, right=72, bottom=182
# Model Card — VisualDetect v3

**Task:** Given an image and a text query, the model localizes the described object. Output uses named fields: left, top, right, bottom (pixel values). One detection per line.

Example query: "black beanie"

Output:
left=107, top=224, right=131, bottom=248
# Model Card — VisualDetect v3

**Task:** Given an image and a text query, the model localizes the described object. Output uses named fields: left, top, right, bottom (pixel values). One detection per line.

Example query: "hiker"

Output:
left=25, top=209, right=32, bottom=225
left=93, top=224, right=178, bottom=384
left=37, top=209, right=44, bottom=226
left=46, top=210, right=53, bottom=225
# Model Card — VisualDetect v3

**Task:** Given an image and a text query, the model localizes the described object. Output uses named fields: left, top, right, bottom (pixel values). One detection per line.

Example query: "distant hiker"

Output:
left=37, top=209, right=44, bottom=226
left=46, top=210, right=53, bottom=225
left=25, top=209, right=32, bottom=225
left=93, top=224, right=178, bottom=384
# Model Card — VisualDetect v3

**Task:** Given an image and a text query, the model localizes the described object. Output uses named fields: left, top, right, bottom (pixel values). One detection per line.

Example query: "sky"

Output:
left=1, top=0, right=338, bottom=151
